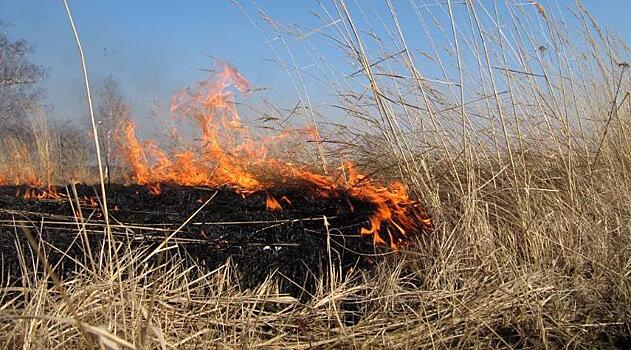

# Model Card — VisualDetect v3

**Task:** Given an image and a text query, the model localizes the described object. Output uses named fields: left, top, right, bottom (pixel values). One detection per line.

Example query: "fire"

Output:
left=18, top=186, right=64, bottom=200
left=115, top=61, right=432, bottom=247
left=0, top=61, right=431, bottom=248
left=12, top=185, right=100, bottom=207
left=266, top=193, right=282, bottom=211
left=118, top=63, right=264, bottom=193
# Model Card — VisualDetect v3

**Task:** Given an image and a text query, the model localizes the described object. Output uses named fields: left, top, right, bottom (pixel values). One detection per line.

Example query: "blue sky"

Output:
left=0, top=1, right=309, bottom=127
left=0, top=1, right=628, bottom=129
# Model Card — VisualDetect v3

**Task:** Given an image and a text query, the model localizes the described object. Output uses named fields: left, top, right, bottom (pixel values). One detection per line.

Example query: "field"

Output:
left=1, top=1, right=631, bottom=349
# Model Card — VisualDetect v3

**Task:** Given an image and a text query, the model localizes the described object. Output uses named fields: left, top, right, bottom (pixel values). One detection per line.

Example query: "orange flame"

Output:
left=266, top=193, right=282, bottom=211
left=0, top=61, right=431, bottom=248
left=118, top=62, right=265, bottom=193
left=115, top=62, right=431, bottom=247
left=18, top=186, right=64, bottom=200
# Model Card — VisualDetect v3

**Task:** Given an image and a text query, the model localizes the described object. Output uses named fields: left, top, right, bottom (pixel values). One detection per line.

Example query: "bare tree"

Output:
left=96, top=75, right=131, bottom=182
left=0, top=22, right=45, bottom=139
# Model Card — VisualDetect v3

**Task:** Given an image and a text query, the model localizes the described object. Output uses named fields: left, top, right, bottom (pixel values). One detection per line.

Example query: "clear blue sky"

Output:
left=0, top=1, right=628, bottom=129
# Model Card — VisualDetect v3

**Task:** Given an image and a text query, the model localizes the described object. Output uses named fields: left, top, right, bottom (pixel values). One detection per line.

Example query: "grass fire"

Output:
left=1, top=1, right=631, bottom=348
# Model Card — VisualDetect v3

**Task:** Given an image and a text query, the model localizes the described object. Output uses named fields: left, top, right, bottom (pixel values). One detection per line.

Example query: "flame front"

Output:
left=116, top=62, right=431, bottom=247
left=1, top=61, right=431, bottom=248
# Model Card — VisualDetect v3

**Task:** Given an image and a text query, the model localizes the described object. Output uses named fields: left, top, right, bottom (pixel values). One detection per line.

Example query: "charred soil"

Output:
left=0, top=183, right=422, bottom=298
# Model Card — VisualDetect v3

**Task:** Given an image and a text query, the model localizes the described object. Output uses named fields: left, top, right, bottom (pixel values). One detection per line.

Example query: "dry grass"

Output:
left=0, top=109, right=92, bottom=186
left=1, top=0, right=631, bottom=348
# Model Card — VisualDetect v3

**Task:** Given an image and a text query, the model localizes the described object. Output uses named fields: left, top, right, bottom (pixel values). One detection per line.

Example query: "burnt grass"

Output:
left=0, top=183, right=404, bottom=299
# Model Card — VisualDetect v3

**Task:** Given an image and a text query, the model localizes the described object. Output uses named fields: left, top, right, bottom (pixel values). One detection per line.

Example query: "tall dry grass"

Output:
left=1, top=0, right=631, bottom=348
left=0, top=109, right=92, bottom=186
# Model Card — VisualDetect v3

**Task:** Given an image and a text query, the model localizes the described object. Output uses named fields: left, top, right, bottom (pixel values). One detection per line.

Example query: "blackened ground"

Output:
left=0, top=183, right=410, bottom=298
